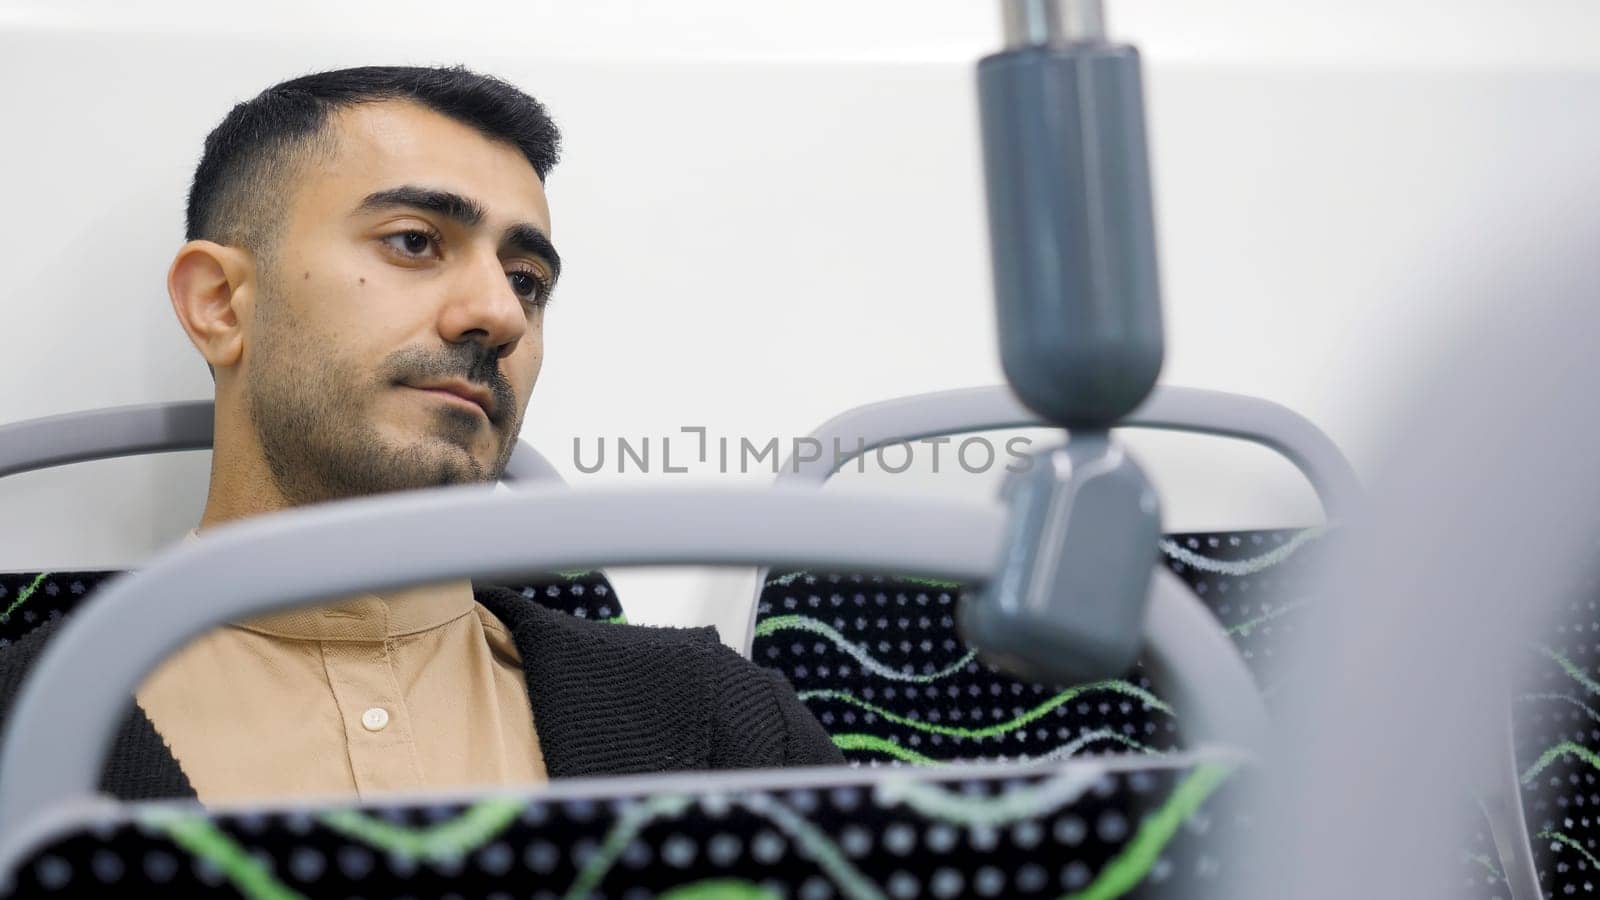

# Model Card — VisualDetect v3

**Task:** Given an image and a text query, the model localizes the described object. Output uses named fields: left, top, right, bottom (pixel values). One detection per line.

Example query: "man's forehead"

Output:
left=317, top=100, right=551, bottom=230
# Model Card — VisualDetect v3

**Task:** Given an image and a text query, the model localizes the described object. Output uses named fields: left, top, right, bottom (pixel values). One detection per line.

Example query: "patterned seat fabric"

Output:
left=1464, top=545, right=1600, bottom=900
left=753, top=528, right=1332, bottom=767
left=1459, top=808, right=1511, bottom=899
left=7, top=758, right=1242, bottom=899
left=0, top=569, right=626, bottom=651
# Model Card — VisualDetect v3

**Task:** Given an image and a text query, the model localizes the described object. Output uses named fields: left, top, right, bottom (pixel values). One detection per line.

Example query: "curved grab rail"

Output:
left=0, top=400, right=564, bottom=485
left=779, top=385, right=1359, bottom=517
left=743, top=384, right=1361, bottom=655
left=0, top=482, right=1264, bottom=858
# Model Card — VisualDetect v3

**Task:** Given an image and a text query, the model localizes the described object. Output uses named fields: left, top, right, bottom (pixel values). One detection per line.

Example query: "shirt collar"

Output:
left=184, top=527, right=477, bottom=642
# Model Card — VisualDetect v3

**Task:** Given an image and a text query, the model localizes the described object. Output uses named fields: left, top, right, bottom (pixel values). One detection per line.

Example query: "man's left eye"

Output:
left=384, top=231, right=436, bottom=256
left=508, top=271, right=550, bottom=304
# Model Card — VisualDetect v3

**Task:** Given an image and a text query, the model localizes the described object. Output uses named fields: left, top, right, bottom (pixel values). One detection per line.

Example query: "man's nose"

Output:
left=437, top=252, right=528, bottom=358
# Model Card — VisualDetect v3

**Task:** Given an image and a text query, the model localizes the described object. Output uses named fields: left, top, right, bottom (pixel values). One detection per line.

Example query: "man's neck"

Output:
left=197, top=405, right=298, bottom=531
left=194, top=403, right=473, bottom=606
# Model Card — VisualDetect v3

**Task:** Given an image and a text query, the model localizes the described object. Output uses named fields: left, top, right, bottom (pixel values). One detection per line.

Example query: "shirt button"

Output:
left=361, top=707, right=390, bottom=732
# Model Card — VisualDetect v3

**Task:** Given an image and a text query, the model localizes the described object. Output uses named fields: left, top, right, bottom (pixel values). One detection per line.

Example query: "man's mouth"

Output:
left=403, top=380, right=495, bottom=420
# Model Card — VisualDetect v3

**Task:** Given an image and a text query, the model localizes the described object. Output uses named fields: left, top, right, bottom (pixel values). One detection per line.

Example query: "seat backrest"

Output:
left=1480, top=548, right=1600, bottom=899
left=753, top=527, right=1331, bottom=766
left=0, top=569, right=627, bottom=651
left=4, top=755, right=1244, bottom=899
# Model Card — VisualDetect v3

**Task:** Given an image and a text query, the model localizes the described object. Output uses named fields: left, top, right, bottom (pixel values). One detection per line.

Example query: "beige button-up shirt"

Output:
left=133, top=532, right=547, bottom=805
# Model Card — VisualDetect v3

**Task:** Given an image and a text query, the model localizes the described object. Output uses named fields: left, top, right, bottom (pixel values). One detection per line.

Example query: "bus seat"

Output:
left=4, top=755, right=1242, bottom=898
left=753, top=527, right=1328, bottom=766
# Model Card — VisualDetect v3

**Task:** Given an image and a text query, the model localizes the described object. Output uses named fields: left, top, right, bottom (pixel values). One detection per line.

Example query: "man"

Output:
left=0, top=65, right=842, bottom=805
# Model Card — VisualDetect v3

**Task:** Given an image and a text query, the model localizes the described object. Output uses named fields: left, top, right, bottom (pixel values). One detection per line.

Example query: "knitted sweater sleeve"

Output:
left=763, top=665, right=847, bottom=767
left=700, top=635, right=845, bottom=770
left=0, top=619, right=194, bottom=801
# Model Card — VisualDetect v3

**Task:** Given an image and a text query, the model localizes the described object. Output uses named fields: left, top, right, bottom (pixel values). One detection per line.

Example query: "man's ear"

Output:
left=168, top=240, right=257, bottom=372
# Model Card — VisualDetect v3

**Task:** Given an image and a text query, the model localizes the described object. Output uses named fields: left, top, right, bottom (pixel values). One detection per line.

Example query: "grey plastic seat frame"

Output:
left=0, top=400, right=566, bottom=485
left=744, top=383, right=1362, bottom=655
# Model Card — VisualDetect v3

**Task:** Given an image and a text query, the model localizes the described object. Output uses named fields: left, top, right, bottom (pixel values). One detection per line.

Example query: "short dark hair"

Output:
left=185, top=65, right=562, bottom=258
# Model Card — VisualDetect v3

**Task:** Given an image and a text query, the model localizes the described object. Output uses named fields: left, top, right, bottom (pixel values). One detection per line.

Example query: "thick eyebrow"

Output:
left=354, top=184, right=562, bottom=285
left=356, top=185, right=485, bottom=228
left=503, top=223, right=562, bottom=285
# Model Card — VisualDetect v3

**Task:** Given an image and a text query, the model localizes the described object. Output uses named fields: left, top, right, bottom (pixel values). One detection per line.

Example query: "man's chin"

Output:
left=408, top=442, right=495, bottom=488
left=314, top=441, right=493, bottom=501
left=374, top=416, right=498, bottom=477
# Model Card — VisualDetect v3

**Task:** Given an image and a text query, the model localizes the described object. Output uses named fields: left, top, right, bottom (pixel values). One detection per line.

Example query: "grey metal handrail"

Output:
left=778, top=385, right=1359, bottom=515
left=0, top=481, right=1266, bottom=864
left=742, top=384, right=1361, bottom=655
left=0, top=400, right=564, bottom=485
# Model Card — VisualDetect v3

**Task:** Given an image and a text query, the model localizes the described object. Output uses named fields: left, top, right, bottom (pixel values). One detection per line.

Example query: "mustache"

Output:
left=384, top=344, right=517, bottom=424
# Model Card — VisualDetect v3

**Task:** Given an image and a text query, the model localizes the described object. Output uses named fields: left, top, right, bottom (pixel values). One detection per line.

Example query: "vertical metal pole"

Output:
left=980, top=1, right=1162, bottom=428
left=1002, top=0, right=1107, bottom=48
left=963, top=0, right=1168, bottom=683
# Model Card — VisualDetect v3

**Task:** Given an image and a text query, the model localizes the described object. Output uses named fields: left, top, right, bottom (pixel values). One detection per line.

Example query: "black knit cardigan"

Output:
left=0, top=585, right=843, bottom=801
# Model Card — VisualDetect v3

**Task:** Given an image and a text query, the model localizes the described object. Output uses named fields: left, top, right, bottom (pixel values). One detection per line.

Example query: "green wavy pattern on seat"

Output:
left=0, top=571, right=50, bottom=623
left=143, top=762, right=1229, bottom=900
left=1539, top=645, right=1600, bottom=696
left=1157, top=528, right=1327, bottom=577
left=756, top=614, right=978, bottom=683
left=147, top=811, right=304, bottom=900
left=1519, top=646, right=1600, bottom=785
left=1537, top=828, right=1600, bottom=872
left=1225, top=600, right=1308, bottom=637
left=318, top=797, right=525, bottom=861
left=878, top=765, right=1101, bottom=827
left=561, top=791, right=889, bottom=900
left=1521, top=740, right=1600, bottom=783
left=1479, top=645, right=1600, bottom=896
left=891, top=575, right=962, bottom=589
left=799, top=680, right=1171, bottom=742
left=1063, top=763, right=1233, bottom=900
left=1517, top=692, right=1600, bottom=725
left=832, top=733, right=936, bottom=764
left=837, top=727, right=1159, bottom=766
left=763, top=571, right=961, bottom=590
left=1032, top=728, right=1159, bottom=760
left=734, top=792, right=890, bottom=900
left=564, top=795, right=696, bottom=899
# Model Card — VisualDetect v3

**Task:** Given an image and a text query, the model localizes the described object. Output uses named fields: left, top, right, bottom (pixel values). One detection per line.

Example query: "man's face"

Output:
left=243, top=100, right=558, bottom=505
